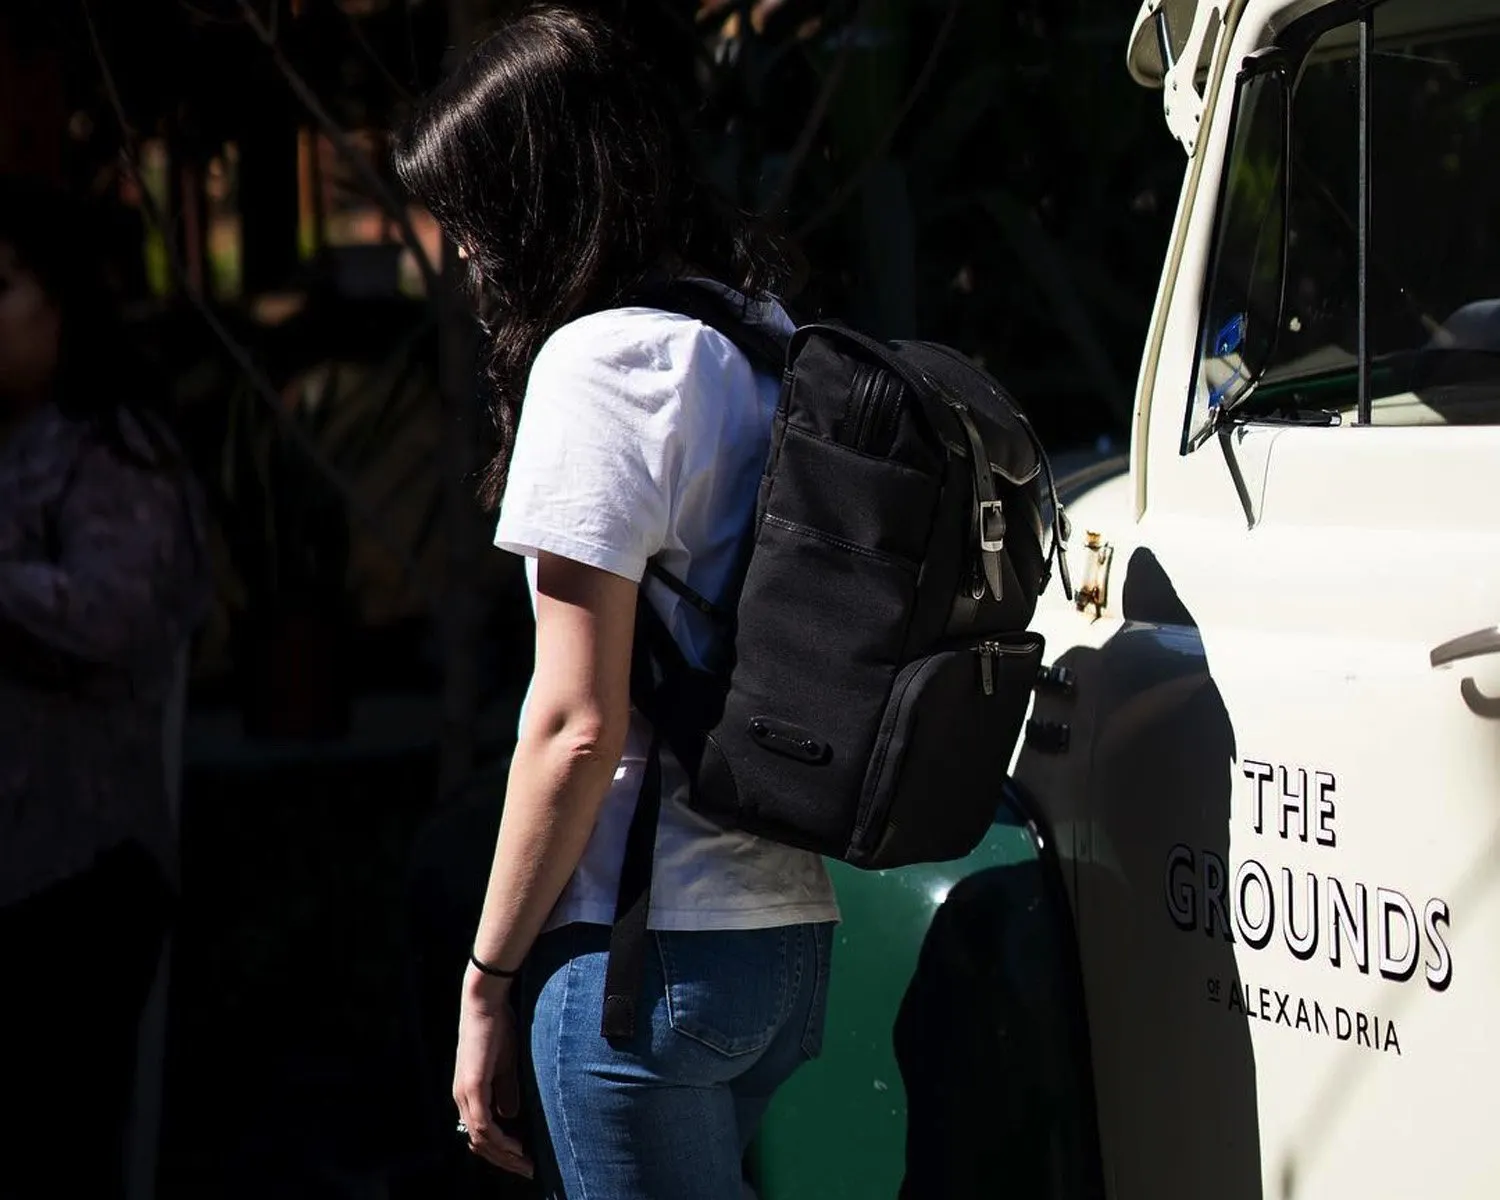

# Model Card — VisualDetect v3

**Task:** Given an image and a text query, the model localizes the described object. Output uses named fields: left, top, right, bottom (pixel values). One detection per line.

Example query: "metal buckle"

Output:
left=979, top=499, right=1006, bottom=553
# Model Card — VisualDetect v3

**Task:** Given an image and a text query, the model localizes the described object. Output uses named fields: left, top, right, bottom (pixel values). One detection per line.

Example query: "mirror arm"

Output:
left=1161, top=2, right=1231, bottom=154
left=1155, top=9, right=1176, bottom=74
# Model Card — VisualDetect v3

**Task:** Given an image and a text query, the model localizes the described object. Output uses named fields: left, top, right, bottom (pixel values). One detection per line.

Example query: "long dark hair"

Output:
left=0, top=174, right=175, bottom=469
left=392, top=4, right=784, bottom=508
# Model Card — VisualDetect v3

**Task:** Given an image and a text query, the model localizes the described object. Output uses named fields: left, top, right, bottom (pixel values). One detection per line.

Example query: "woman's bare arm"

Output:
left=467, top=550, right=638, bottom=984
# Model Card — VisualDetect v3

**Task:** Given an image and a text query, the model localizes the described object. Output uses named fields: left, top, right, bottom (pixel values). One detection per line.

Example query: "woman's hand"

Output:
left=453, top=970, right=534, bottom=1178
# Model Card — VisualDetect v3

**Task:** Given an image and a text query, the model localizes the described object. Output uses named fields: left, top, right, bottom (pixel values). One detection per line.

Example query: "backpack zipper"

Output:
left=864, top=372, right=903, bottom=454
left=973, top=638, right=1031, bottom=696
left=851, top=367, right=904, bottom=455
left=849, top=366, right=878, bottom=448
left=976, top=642, right=996, bottom=695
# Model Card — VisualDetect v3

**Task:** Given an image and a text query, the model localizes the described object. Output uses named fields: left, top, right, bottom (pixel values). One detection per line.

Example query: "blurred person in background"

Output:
left=0, top=175, right=209, bottom=1199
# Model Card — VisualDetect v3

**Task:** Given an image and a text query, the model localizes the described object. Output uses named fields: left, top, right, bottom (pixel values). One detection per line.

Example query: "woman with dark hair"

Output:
left=393, top=7, right=838, bottom=1196
left=0, top=176, right=208, bottom=1198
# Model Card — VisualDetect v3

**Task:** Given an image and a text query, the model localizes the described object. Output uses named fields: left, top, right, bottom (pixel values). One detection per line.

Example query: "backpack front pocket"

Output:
left=849, top=632, right=1044, bottom=869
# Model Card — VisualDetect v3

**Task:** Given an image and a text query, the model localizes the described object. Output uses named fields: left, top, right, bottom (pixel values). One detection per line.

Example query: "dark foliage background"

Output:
left=0, top=2, right=1183, bottom=1196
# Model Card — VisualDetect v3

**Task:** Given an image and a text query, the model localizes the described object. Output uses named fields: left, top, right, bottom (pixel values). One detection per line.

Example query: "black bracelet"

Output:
left=469, top=950, right=521, bottom=979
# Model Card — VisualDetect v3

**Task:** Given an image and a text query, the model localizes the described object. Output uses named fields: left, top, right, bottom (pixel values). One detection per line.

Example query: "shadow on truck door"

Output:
left=896, top=548, right=1263, bottom=1200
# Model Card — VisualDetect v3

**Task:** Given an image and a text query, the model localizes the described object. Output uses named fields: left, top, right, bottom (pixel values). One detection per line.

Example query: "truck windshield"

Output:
left=1192, top=0, right=1500, bottom=438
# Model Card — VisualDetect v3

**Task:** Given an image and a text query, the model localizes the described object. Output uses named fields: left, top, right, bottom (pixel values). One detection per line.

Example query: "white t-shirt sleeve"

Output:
left=494, top=314, right=685, bottom=582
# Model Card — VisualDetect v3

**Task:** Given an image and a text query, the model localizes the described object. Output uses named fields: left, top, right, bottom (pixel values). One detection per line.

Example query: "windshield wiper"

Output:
left=1236, top=404, right=1340, bottom=426
left=1218, top=378, right=1342, bottom=426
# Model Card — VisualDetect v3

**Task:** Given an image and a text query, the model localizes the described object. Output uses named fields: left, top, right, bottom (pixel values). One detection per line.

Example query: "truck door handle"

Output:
left=1431, top=627, right=1500, bottom=718
left=1430, top=627, right=1500, bottom=669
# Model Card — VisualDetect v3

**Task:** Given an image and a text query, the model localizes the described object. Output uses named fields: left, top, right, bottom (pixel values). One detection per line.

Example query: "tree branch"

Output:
left=794, top=0, right=963, bottom=239
left=234, top=0, right=441, bottom=296
left=81, top=0, right=434, bottom=598
left=766, top=0, right=876, bottom=213
left=328, top=0, right=413, bottom=103
left=979, top=189, right=1133, bottom=430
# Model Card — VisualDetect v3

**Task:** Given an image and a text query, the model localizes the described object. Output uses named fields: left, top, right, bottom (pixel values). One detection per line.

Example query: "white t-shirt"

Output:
left=494, top=291, right=840, bottom=932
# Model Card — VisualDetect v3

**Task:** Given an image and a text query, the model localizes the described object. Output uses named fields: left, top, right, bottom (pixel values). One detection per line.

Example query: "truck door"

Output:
left=1050, top=1, right=1500, bottom=1196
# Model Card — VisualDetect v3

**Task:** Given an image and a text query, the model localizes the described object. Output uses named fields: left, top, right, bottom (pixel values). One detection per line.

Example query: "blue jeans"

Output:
left=518, top=920, right=834, bottom=1200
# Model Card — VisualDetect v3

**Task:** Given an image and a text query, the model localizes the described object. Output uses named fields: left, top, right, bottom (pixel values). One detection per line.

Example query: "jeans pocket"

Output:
left=799, top=923, right=835, bottom=1060
left=655, top=928, right=791, bottom=1057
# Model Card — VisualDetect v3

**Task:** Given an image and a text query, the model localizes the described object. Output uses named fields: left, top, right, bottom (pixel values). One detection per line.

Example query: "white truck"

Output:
left=754, top=0, right=1500, bottom=1194
left=1022, top=0, right=1499, bottom=1193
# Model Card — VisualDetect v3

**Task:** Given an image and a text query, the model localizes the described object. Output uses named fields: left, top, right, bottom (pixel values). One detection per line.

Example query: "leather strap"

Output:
left=951, top=402, right=1005, bottom=602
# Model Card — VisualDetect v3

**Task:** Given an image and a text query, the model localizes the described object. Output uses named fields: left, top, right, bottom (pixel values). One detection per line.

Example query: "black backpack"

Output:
left=600, top=284, right=1072, bottom=1039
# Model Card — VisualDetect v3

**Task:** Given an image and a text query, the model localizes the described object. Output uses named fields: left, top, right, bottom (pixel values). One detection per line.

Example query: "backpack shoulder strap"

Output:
left=600, top=280, right=786, bottom=1040
left=626, top=279, right=791, bottom=376
left=601, top=725, right=664, bottom=1041
left=601, top=596, right=691, bottom=1041
left=644, top=558, right=733, bottom=633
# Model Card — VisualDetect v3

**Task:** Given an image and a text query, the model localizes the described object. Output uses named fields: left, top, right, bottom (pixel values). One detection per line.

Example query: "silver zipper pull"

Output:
left=979, top=644, right=995, bottom=696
